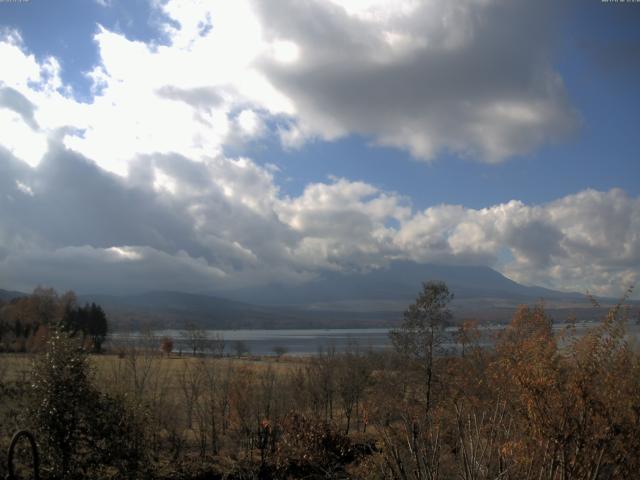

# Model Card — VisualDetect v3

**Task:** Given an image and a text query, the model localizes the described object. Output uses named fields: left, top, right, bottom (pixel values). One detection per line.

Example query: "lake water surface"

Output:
left=108, top=322, right=640, bottom=356
left=110, top=328, right=392, bottom=356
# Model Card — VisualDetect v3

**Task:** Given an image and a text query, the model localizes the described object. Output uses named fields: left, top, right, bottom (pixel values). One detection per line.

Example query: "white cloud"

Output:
left=0, top=109, right=47, bottom=167
left=0, top=1, right=636, bottom=299
left=0, top=31, right=67, bottom=167
left=251, top=0, right=578, bottom=161
left=393, top=189, right=640, bottom=295
left=271, top=40, right=300, bottom=64
left=235, top=109, right=265, bottom=138
left=1, top=0, right=579, bottom=175
left=0, top=138, right=637, bottom=297
left=0, top=30, right=41, bottom=88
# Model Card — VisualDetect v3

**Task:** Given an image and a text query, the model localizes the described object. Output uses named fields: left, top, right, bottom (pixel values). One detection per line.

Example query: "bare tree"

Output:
left=306, top=345, right=337, bottom=422
left=389, top=281, right=452, bottom=416
left=378, top=415, right=442, bottom=480
left=195, top=359, right=231, bottom=456
left=455, top=319, right=481, bottom=358
left=233, top=340, right=250, bottom=357
left=177, top=360, right=203, bottom=429
left=211, top=332, right=225, bottom=357
left=337, top=346, right=372, bottom=434
left=185, top=322, right=209, bottom=356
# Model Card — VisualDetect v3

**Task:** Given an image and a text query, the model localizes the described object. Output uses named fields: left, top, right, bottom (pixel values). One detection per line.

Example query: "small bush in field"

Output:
left=160, top=336, right=174, bottom=356
left=272, top=413, right=355, bottom=478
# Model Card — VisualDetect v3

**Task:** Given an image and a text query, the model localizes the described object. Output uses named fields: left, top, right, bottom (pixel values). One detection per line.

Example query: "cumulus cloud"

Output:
left=252, top=0, right=578, bottom=161
left=1, top=138, right=637, bottom=297
left=0, top=140, right=409, bottom=291
left=0, top=0, right=579, bottom=175
left=0, top=2, right=636, bottom=298
left=395, top=190, right=640, bottom=296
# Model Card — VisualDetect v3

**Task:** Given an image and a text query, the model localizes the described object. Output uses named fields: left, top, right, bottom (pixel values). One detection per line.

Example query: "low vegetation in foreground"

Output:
left=1, top=283, right=639, bottom=479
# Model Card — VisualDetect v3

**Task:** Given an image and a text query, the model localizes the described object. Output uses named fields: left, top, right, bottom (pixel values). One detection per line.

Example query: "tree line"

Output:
left=0, top=287, right=108, bottom=353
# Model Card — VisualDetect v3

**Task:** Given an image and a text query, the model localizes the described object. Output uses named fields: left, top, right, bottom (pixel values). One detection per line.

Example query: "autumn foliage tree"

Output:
left=0, top=288, right=109, bottom=353
left=379, top=286, right=640, bottom=480
left=485, top=296, right=640, bottom=479
left=160, top=336, right=174, bottom=356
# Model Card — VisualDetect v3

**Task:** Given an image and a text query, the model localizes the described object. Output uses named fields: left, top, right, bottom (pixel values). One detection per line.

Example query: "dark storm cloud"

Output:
left=3, top=143, right=201, bottom=255
left=1, top=245, right=227, bottom=296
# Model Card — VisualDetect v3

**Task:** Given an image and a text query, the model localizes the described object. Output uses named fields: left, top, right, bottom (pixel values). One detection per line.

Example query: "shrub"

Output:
left=30, top=328, right=148, bottom=479
left=272, top=413, right=355, bottom=479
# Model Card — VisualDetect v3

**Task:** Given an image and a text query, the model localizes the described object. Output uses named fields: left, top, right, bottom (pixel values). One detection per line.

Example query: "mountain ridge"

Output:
left=221, top=261, right=586, bottom=306
left=1, top=262, right=628, bottom=329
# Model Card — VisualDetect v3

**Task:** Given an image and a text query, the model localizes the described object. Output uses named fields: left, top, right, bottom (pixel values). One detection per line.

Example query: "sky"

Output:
left=0, top=0, right=638, bottom=298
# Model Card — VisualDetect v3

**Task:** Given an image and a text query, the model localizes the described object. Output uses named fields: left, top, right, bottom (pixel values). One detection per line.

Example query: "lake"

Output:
left=109, top=328, right=393, bottom=356
left=108, top=321, right=640, bottom=356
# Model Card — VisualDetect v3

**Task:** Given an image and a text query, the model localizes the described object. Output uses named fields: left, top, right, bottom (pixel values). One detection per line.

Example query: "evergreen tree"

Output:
left=30, top=328, right=147, bottom=479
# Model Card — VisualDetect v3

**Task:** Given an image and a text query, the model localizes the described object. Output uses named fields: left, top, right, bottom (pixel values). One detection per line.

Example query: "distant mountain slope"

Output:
left=79, top=291, right=280, bottom=329
left=224, top=261, right=585, bottom=306
left=80, top=291, right=256, bottom=316
left=4, top=262, right=625, bottom=329
left=77, top=290, right=389, bottom=330
left=0, top=288, right=26, bottom=301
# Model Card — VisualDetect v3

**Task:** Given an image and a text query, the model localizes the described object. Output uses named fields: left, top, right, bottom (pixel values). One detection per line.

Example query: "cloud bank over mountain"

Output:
left=0, top=0, right=637, bottom=298
left=2, top=140, right=637, bottom=297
